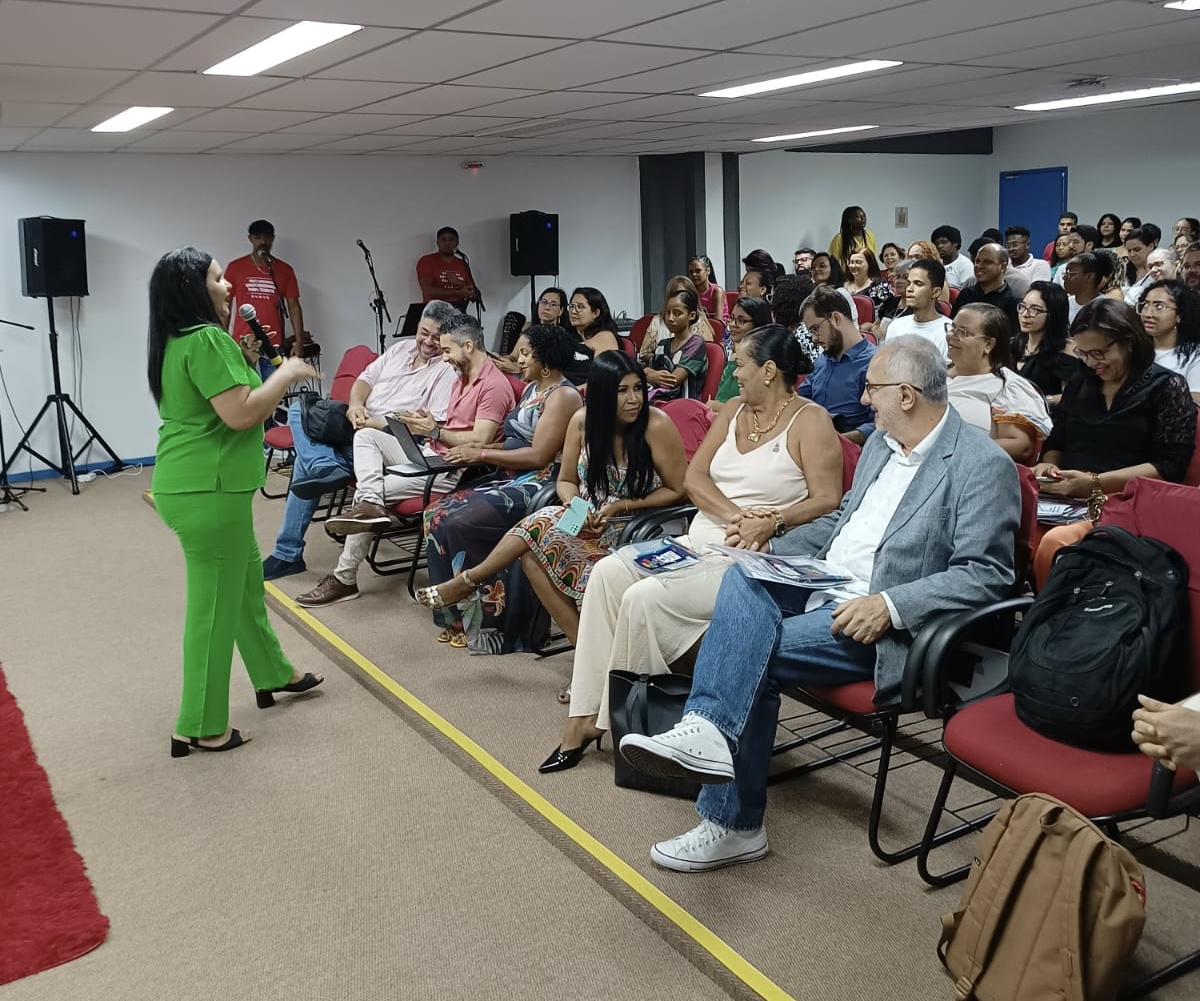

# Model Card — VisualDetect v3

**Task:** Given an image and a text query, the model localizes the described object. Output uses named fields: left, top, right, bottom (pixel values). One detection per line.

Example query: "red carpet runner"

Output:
left=0, top=663, right=109, bottom=985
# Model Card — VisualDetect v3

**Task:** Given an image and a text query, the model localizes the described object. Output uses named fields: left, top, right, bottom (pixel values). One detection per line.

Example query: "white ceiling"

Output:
left=1, top=0, right=1199, bottom=156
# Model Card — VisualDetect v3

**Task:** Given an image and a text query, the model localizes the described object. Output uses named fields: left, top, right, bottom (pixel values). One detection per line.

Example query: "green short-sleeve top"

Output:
left=151, top=324, right=265, bottom=494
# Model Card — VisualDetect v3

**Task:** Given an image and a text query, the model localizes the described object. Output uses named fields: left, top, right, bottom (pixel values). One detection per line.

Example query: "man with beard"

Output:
left=798, top=285, right=876, bottom=444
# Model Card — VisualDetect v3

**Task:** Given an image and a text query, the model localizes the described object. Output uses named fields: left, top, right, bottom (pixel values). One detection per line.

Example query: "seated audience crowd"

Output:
left=262, top=205, right=1200, bottom=874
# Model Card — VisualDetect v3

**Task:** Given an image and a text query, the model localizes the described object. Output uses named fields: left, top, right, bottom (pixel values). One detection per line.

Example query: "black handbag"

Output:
left=298, top=390, right=354, bottom=447
left=608, top=670, right=701, bottom=800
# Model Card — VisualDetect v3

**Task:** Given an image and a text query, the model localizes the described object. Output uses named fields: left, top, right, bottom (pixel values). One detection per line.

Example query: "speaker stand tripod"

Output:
left=0, top=317, right=43, bottom=510
left=0, top=297, right=124, bottom=496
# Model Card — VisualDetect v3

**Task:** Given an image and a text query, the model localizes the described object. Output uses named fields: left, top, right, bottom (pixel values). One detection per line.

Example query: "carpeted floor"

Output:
left=1, top=470, right=1197, bottom=1000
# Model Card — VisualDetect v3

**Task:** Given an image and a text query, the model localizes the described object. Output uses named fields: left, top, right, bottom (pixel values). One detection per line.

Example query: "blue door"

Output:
left=999, top=166, right=1068, bottom=258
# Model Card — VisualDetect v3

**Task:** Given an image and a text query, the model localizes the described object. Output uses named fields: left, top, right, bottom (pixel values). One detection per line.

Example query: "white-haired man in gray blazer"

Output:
left=621, top=336, right=1021, bottom=872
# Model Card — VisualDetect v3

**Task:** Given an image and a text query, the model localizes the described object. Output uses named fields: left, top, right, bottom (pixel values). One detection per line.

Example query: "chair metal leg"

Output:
left=1121, top=949, right=1200, bottom=999
left=259, top=448, right=293, bottom=499
left=915, top=758, right=997, bottom=887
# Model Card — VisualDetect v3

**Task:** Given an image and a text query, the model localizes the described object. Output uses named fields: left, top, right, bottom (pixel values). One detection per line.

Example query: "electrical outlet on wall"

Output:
left=895, top=206, right=909, bottom=228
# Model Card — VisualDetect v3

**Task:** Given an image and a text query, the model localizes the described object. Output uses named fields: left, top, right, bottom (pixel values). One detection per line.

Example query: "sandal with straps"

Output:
left=415, top=570, right=479, bottom=611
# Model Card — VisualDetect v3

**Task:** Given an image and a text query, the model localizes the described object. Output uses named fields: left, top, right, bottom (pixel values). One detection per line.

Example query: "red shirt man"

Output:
left=416, top=226, right=477, bottom=307
left=225, top=219, right=306, bottom=355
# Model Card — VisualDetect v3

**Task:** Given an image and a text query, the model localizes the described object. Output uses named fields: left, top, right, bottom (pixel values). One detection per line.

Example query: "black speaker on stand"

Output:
left=3, top=217, right=124, bottom=495
left=509, top=211, right=559, bottom=316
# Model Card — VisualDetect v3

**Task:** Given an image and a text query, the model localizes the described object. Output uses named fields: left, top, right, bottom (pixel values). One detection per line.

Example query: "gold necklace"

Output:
left=747, top=395, right=795, bottom=443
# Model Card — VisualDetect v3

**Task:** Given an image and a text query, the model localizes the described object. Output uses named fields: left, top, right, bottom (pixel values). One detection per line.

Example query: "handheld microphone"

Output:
left=238, top=304, right=282, bottom=367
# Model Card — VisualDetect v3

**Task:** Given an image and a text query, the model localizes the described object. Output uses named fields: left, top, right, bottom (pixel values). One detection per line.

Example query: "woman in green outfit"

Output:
left=710, top=295, right=772, bottom=411
left=148, top=247, right=322, bottom=757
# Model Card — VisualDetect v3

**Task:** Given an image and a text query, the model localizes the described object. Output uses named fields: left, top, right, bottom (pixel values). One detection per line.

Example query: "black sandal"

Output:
left=170, top=728, right=250, bottom=758
left=256, top=672, right=324, bottom=708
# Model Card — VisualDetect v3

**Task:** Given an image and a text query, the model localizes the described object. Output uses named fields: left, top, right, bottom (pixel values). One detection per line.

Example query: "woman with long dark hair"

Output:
left=416, top=351, right=686, bottom=649
left=643, top=287, right=709, bottom=401
left=495, top=285, right=569, bottom=376
left=1014, top=280, right=1083, bottom=402
left=1138, top=279, right=1200, bottom=400
left=809, top=251, right=845, bottom=288
left=422, top=325, right=584, bottom=650
left=148, top=247, right=320, bottom=757
left=1096, top=213, right=1123, bottom=250
left=688, top=255, right=728, bottom=323
left=828, top=205, right=876, bottom=269
left=1035, top=299, right=1197, bottom=499
left=712, top=295, right=773, bottom=407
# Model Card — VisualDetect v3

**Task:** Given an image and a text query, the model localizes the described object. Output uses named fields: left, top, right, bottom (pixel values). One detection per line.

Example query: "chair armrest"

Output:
left=901, top=596, right=1035, bottom=718
left=617, top=504, right=698, bottom=545
left=524, top=481, right=560, bottom=516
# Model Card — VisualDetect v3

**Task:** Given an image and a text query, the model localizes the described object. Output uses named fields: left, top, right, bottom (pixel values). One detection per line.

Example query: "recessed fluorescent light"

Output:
left=701, top=60, right=902, bottom=99
left=752, top=125, right=879, bottom=144
left=1015, top=81, right=1200, bottom=111
left=204, top=21, right=362, bottom=76
left=1164, top=2, right=1200, bottom=12
left=91, top=107, right=173, bottom=132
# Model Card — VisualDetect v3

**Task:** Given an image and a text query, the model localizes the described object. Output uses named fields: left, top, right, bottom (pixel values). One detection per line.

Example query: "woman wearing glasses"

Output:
left=494, top=286, right=569, bottom=376
left=1138, top=280, right=1200, bottom=401
left=945, top=304, right=1052, bottom=464
left=565, top=286, right=621, bottom=383
left=1033, top=299, right=1196, bottom=499
left=1014, top=281, right=1083, bottom=404
left=711, top=295, right=773, bottom=410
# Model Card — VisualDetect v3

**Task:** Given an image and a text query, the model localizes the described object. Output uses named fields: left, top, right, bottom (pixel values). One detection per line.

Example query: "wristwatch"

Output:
left=772, top=510, right=787, bottom=537
left=429, top=425, right=441, bottom=442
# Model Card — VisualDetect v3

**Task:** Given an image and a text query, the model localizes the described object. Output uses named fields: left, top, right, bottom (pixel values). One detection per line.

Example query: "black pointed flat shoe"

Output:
left=170, top=728, right=250, bottom=758
left=256, top=672, right=324, bottom=708
left=538, top=733, right=604, bottom=774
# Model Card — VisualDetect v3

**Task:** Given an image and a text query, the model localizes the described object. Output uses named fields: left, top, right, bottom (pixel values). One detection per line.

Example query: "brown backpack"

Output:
left=938, top=793, right=1147, bottom=1001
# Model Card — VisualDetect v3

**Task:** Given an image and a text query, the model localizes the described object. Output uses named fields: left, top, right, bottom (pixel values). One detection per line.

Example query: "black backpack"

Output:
left=1009, top=525, right=1189, bottom=751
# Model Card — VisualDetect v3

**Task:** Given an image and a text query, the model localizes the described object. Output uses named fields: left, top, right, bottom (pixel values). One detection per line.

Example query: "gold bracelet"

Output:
left=1086, top=472, right=1107, bottom=524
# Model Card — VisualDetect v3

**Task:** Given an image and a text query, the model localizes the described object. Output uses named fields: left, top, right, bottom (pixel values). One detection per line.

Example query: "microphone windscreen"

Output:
left=239, top=303, right=257, bottom=321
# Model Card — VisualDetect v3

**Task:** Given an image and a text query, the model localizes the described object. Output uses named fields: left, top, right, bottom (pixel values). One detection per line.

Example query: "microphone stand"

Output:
left=455, top=250, right=483, bottom=324
left=0, top=317, right=46, bottom=509
left=357, top=241, right=390, bottom=355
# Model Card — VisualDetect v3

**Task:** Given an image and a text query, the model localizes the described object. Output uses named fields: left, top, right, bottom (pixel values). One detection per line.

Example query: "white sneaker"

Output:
left=619, top=713, right=734, bottom=783
left=651, top=820, right=768, bottom=872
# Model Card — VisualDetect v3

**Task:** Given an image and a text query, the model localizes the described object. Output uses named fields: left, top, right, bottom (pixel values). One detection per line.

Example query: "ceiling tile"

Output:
left=0, top=2, right=220, bottom=70
left=313, top=30, right=566, bottom=84
left=100, top=71, right=286, bottom=107
left=122, top=130, right=250, bottom=150
left=19, top=127, right=133, bottom=149
left=457, top=41, right=702, bottom=90
left=34, top=0, right=245, bottom=10
left=174, top=108, right=326, bottom=131
left=0, top=126, right=40, bottom=149
left=240, top=0, right=487, bottom=29
left=596, top=53, right=822, bottom=95
left=234, top=79, right=421, bottom=112
left=967, top=18, right=1200, bottom=71
left=52, top=105, right=208, bottom=129
left=377, top=115, right=526, bottom=137
left=0, top=66, right=132, bottom=103
left=603, top=0, right=888, bottom=50
left=223, top=133, right=329, bottom=151
left=352, top=85, right=539, bottom=116
left=0, top=102, right=79, bottom=127
left=306, top=134, right=411, bottom=151
left=438, top=0, right=701, bottom=38
left=277, top=113, right=434, bottom=134
left=154, top=18, right=412, bottom=76
left=467, top=91, right=638, bottom=118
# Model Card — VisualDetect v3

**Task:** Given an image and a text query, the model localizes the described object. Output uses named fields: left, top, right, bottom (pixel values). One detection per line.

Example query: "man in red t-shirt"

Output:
left=224, top=219, right=306, bottom=357
left=415, top=226, right=477, bottom=309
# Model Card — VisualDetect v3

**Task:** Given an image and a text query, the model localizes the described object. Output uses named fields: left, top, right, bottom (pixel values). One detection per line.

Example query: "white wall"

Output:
left=0, top=152, right=640, bottom=476
left=987, top=102, right=1200, bottom=232
left=737, top=149, right=988, bottom=270
left=702, top=152, right=725, bottom=284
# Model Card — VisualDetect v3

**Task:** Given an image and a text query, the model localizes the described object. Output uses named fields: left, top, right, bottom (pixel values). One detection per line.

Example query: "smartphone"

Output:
left=556, top=496, right=592, bottom=536
left=1036, top=475, right=1059, bottom=484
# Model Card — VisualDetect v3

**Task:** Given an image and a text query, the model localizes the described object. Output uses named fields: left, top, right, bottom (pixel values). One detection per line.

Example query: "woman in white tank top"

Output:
left=540, top=325, right=847, bottom=773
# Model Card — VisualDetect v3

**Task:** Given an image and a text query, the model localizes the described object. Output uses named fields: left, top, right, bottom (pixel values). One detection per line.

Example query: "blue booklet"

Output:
left=617, top=538, right=703, bottom=576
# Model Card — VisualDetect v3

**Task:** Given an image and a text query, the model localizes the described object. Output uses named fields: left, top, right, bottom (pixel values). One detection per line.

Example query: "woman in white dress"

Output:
left=944, top=303, right=1052, bottom=464
left=538, top=324, right=845, bottom=773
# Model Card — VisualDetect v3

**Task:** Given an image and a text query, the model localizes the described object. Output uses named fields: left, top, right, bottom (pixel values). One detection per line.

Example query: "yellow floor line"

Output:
left=269, top=584, right=796, bottom=1001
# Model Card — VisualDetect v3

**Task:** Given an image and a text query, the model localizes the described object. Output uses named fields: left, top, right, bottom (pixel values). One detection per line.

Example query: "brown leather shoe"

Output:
left=294, top=575, right=360, bottom=607
left=325, top=501, right=392, bottom=535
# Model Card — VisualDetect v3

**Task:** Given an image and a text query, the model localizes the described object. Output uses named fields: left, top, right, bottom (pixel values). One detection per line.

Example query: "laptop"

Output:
left=384, top=416, right=460, bottom=475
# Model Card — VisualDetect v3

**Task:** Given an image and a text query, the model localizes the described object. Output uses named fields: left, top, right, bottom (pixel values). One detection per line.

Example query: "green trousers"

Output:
left=156, top=489, right=294, bottom=737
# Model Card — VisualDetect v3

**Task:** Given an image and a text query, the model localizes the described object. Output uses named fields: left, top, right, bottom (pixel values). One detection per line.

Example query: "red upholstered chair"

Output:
left=261, top=344, right=378, bottom=500
left=770, top=463, right=1039, bottom=864
left=725, top=289, right=740, bottom=318
left=628, top=315, right=655, bottom=353
left=910, top=476, right=1200, bottom=998
left=506, top=373, right=526, bottom=399
left=700, top=341, right=727, bottom=402
left=851, top=295, right=875, bottom=326
left=657, top=398, right=714, bottom=462
left=947, top=286, right=960, bottom=306
left=707, top=317, right=726, bottom=343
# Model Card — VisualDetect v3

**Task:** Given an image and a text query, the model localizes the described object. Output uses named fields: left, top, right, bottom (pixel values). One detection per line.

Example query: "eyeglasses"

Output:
left=566, top=302, right=590, bottom=312
left=944, top=323, right=980, bottom=340
left=1136, top=300, right=1177, bottom=314
left=537, top=298, right=562, bottom=308
left=864, top=381, right=923, bottom=396
left=1073, top=342, right=1116, bottom=362
left=1016, top=303, right=1047, bottom=316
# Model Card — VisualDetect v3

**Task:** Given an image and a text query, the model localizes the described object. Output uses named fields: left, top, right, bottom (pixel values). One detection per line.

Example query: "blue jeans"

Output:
left=686, top=568, right=875, bottom=831
left=270, top=401, right=353, bottom=563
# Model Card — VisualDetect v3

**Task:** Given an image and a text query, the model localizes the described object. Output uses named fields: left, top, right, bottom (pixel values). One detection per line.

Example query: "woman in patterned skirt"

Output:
left=416, top=351, right=687, bottom=654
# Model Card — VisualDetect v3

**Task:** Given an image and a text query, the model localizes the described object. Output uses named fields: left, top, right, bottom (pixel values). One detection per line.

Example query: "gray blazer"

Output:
left=774, top=407, right=1020, bottom=704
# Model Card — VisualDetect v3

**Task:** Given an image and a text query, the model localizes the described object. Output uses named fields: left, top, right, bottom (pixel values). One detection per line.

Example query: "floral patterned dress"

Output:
left=423, top=379, right=570, bottom=645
